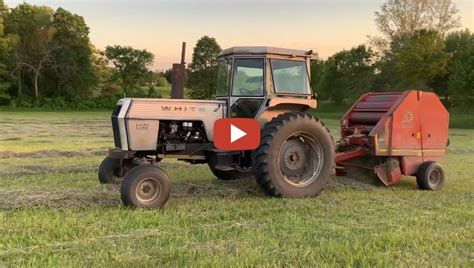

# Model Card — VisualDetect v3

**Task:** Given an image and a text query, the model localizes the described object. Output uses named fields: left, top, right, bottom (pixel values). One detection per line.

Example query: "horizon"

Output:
left=5, top=0, right=474, bottom=71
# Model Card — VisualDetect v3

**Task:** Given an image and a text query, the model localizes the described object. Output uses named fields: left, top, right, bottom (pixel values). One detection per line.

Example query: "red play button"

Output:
left=213, top=118, right=260, bottom=150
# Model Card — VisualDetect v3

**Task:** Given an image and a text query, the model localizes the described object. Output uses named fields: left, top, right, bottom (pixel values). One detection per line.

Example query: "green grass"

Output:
left=0, top=111, right=473, bottom=266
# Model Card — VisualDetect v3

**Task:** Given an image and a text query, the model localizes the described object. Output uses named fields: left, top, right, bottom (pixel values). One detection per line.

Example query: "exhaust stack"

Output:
left=171, top=42, right=186, bottom=99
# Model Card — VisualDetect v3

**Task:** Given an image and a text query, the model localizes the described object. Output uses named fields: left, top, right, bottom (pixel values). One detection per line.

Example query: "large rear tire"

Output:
left=120, top=164, right=171, bottom=208
left=252, top=112, right=335, bottom=197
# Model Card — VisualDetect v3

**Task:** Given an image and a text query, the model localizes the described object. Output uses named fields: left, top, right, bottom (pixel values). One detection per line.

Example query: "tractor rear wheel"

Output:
left=252, top=112, right=335, bottom=197
left=209, top=166, right=252, bottom=181
left=120, top=164, right=171, bottom=208
left=98, top=156, right=132, bottom=184
left=416, top=161, right=445, bottom=191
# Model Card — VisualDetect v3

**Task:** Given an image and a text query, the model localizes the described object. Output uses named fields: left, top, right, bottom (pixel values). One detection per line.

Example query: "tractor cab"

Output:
left=215, top=47, right=317, bottom=120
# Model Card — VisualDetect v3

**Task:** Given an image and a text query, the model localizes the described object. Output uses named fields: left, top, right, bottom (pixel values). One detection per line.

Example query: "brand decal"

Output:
left=136, top=123, right=149, bottom=130
left=402, top=111, right=414, bottom=128
left=161, top=106, right=206, bottom=112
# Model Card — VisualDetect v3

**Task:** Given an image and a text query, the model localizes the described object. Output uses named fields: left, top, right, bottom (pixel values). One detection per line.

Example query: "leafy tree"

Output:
left=319, top=45, right=376, bottom=104
left=375, top=0, right=460, bottom=39
left=91, top=48, right=120, bottom=96
left=443, top=30, right=474, bottom=109
left=187, top=36, right=221, bottom=99
left=391, top=30, right=449, bottom=90
left=0, top=0, right=6, bottom=34
left=0, top=0, right=11, bottom=104
left=161, top=68, right=172, bottom=84
left=49, top=7, right=96, bottom=98
left=5, top=3, right=55, bottom=99
left=371, top=0, right=461, bottom=58
left=105, top=45, right=154, bottom=95
left=310, top=59, right=326, bottom=99
left=427, top=30, right=474, bottom=107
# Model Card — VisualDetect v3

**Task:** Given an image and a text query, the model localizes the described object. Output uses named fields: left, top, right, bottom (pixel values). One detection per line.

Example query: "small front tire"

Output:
left=98, top=157, right=125, bottom=184
left=416, top=161, right=445, bottom=191
left=120, top=164, right=171, bottom=208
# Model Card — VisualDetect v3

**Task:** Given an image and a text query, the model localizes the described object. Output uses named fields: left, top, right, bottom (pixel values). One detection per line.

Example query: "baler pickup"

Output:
left=336, top=90, right=449, bottom=189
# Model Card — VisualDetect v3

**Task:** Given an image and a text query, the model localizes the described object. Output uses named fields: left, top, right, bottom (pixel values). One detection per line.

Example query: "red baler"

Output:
left=336, top=90, right=449, bottom=190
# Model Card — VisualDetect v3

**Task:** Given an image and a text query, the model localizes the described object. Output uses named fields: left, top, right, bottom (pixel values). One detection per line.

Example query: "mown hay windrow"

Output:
left=0, top=164, right=98, bottom=177
left=0, top=149, right=108, bottom=159
left=0, top=188, right=120, bottom=210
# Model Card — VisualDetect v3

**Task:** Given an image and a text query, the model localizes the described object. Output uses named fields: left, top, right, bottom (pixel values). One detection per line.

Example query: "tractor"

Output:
left=99, top=46, right=335, bottom=208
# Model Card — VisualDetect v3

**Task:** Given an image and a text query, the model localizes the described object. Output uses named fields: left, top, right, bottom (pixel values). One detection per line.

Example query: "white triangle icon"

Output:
left=230, top=124, right=247, bottom=143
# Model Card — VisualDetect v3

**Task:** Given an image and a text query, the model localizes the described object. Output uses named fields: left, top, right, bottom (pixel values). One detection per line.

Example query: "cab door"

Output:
left=229, top=58, right=266, bottom=118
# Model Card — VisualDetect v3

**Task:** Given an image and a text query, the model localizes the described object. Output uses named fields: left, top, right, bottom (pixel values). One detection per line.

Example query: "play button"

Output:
left=213, top=118, right=260, bottom=150
left=230, top=124, right=247, bottom=143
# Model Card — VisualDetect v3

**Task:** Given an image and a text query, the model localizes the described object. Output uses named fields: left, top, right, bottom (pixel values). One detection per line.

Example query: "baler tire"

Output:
left=416, top=161, right=445, bottom=191
left=209, top=167, right=252, bottom=181
left=120, top=164, right=171, bottom=209
left=98, top=156, right=128, bottom=184
left=252, top=112, right=335, bottom=197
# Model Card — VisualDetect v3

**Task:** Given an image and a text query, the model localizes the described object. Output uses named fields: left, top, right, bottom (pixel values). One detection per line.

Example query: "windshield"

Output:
left=232, top=58, right=264, bottom=96
left=271, top=60, right=310, bottom=94
left=216, top=61, right=231, bottom=96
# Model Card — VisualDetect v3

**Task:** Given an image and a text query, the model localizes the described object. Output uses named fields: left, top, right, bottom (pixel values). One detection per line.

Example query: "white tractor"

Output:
left=99, top=47, right=335, bottom=208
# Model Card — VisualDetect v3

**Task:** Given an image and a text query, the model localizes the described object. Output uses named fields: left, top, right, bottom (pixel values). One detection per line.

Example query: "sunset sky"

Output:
left=6, top=0, right=474, bottom=70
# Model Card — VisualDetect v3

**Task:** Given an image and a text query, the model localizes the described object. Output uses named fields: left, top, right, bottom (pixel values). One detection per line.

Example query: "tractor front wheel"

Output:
left=120, top=165, right=171, bottom=208
left=416, top=161, right=445, bottom=191
left=252, top=112, right=335, bottom=197
left=98, top=156, right=132, bottom=184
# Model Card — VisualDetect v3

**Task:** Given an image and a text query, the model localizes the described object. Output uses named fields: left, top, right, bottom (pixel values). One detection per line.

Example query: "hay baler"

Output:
left=335, top=90, right=449, bottom=190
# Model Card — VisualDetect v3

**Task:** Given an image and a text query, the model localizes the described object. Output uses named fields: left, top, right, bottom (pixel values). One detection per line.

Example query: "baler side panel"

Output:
left=401, top=156, right=424, bottom=176
left=418, top=92, right=449, bottom=159
left=390, top=91, right=423, bottom=156
left=368, top=116, right=391, bottom=156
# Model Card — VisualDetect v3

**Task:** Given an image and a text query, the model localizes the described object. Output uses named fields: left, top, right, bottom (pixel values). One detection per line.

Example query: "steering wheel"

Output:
left=239, top=88, right=260, bottom=96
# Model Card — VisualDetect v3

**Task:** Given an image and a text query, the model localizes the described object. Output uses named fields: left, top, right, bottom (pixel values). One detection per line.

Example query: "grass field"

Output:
left=0, top=111, right=473, bottom=266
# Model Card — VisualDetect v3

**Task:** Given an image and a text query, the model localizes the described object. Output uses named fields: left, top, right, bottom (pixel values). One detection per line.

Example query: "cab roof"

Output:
left=219, top=46, right=314, bottom=58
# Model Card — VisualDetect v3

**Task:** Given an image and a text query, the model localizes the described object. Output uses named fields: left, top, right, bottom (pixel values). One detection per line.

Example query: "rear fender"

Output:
left=256, top=98, right=317, bottom=126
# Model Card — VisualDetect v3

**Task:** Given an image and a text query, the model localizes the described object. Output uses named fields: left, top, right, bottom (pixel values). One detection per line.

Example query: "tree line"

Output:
left=0, top=1, right=167, bottom=109
left=0, top=0, right=473, bottom=111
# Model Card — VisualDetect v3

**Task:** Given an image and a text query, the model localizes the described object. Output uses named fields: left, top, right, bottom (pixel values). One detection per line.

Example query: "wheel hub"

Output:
left=281, top=140, right=307, bottom=175
left=137, top=178, right=161, bottom=203
left=428, top=169, right=441, bottom=186
left=278, top=134, right=323, bottom=187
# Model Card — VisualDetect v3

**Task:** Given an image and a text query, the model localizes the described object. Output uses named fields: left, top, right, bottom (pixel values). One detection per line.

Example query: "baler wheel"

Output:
left=121, top=164, right=171, bottom=208
left=98, top=156, right=132, bottom=184
left=252, top=112, right=335, bottom=197
left=416, top=161, right=445, bottom=191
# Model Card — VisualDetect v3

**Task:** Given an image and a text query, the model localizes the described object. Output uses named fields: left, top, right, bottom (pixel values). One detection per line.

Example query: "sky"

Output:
left=5, top=0, right=474, bottom=70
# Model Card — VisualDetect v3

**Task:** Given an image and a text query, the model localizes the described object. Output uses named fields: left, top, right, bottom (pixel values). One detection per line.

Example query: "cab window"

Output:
left=232, top=58, right=264, bottom=96
left=271, top=60, right=310, bottom=94
left=216, top=61, right=231, bottom=96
